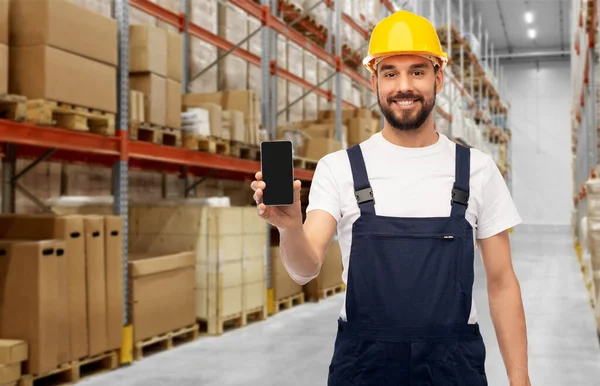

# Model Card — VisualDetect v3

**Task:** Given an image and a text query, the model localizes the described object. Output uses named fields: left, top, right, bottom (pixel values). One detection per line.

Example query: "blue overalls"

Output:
left=327, top=143, right=488, bottom=386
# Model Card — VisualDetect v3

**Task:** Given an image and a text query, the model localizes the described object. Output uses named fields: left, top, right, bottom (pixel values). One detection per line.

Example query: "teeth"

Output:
left=396, top=100, right=414, bottom=106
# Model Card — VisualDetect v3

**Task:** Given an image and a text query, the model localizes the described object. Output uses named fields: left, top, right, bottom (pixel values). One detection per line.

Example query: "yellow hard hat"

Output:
left=363, top=10, right=448, bottom=73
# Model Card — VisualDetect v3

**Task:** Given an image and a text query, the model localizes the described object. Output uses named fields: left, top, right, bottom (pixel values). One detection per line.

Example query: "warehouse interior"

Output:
left=0, top=0, right=598, bottom=385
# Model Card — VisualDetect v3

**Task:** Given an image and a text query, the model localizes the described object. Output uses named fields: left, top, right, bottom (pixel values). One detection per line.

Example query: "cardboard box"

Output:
left=222, top=110, right=244, bottom=142
left=0, top=215, right=88, bottom=361
left=166, top=79, right=181, bottom=129
left=0, top=340, right=27, bottom=365
left=303, top=138, right=343, bottom=160
left=167, top=31, right=182, bottom=82
left=0, top=362, right=20, bottom=384
left=83, top=216, right=108, bottom=356
left=104, top=216, right=124, bottom=352
left=10, top=45, right=117, bottom=113
left=0, top=0, right=7, bottom=45
left=0, top=44, right=6, bottom=94
left=130, top=73, right=166, bottom=126
left=348, top=118, right=375, bottom=144
left=55, top=240, right=70, bottom=364
left=129, top=24, right=167, bottom=76
left=304, top=240, right=343, bottom=300
left=129, top=252, right=196, bottom=342
left=9, top=0, right=117, bottom=66
left=0, top=240, right=60, bottom=375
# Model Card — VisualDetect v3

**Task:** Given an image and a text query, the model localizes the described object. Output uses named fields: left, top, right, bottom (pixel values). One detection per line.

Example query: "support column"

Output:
left=113, top=0, right=131, bottom=364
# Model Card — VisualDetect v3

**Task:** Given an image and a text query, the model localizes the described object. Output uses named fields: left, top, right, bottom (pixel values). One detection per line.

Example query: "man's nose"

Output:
left=394, top=73, right=414, bottom=93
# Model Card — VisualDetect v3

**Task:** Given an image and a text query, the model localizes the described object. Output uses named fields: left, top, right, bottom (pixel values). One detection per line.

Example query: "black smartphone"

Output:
left=260, top=140, right=294, bottom=206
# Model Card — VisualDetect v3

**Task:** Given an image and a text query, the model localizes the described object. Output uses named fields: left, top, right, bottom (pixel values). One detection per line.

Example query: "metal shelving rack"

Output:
left=0, top=0, right=510, bottom=364
left=572, top=0, right=597, bottom=237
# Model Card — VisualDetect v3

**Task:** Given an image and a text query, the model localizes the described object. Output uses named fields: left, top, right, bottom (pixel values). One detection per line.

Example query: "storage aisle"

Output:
left=78, top=225, right=600, bottom=386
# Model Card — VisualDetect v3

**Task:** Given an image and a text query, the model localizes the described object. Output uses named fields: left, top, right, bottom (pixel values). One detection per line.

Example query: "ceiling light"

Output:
left=528, top=28, right=536, bottom=39
left=525, top=12, right=534, bottom=24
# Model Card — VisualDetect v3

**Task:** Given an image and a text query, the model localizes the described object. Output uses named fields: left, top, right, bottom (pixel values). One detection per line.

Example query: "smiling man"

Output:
left=251, top=10, right=530, bottom=386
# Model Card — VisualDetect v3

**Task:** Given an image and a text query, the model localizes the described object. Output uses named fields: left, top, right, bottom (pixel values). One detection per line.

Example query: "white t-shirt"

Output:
left=284, top=131, right=522, bottom=323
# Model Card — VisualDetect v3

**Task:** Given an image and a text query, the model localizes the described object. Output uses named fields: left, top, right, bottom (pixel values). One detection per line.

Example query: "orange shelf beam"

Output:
left=0, top=119, right=121, bottom=155
left=0, top=121, right=315, bottom=181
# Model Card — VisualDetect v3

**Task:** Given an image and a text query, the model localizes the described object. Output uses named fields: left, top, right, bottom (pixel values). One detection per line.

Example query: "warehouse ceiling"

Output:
left=470, top=0, right=571, bottom=55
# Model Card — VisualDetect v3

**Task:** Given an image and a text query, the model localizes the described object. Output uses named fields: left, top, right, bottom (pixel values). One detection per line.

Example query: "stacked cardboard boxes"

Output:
left=128, top=202, right=268, bottom=335
left=9, top=0, right=117, bottom=113
left=129, top=24, right=182, bottom=129
left=0, top=215, right=124, bottom=375
left=217, top=4, right=248, bottom=91
left=0, top=340, right=27, bottom=385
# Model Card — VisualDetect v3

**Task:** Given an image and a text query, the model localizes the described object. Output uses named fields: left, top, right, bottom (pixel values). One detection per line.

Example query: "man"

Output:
left=251, top=10, right=530, bottom=386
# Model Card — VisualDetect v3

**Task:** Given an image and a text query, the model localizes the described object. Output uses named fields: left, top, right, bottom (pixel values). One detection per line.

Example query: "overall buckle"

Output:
left=451, top=188, right=469, bottom=206
left=355, top=187, right=374, bottom=204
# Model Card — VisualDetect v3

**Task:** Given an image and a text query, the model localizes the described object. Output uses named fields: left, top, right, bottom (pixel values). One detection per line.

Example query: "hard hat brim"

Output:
left=363, top=51, right=448, bottom=74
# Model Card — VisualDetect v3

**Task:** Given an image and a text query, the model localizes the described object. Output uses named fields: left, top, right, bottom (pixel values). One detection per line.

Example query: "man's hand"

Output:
left=478, top=230, right=530, bottom=385
left=250, top=171, right=303, bottom=231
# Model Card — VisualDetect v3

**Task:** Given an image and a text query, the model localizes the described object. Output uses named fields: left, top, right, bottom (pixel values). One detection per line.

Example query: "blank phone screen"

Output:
left=261, top=141, right=294, bottom=206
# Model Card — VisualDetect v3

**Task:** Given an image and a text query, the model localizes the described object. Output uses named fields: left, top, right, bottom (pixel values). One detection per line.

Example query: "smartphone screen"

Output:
left=260, top=141, right=294, bottom=206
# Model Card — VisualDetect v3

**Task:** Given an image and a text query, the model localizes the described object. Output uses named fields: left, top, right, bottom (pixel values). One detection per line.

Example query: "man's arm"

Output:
left=278, top=209, right=338, bottom=282
left=478, top=231, right=530, bottom=386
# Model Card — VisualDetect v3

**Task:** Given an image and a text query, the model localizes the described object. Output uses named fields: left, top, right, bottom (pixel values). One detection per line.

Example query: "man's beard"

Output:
left=377, top=82, right=437, bottom=131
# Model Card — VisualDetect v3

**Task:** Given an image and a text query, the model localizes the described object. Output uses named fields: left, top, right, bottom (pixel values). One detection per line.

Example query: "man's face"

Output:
left=372, top=55, right=443, bottom=131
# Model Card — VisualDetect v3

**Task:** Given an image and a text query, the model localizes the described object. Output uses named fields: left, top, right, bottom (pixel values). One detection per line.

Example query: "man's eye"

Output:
left=413, top=71, right=424, bottom=76
left=385, top=73, right=396, bottom=78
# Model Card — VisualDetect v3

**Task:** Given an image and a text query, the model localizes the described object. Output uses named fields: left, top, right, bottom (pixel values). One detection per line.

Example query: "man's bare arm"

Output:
left=478, top=231, right=530, bottom=386
left=250, top=172, right=337, bottom=282
left=279, top=209, right=338, bottom=280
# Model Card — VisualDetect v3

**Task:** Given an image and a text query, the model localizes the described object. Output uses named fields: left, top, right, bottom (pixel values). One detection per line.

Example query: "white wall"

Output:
left=504, top=59, right=572, bottom=226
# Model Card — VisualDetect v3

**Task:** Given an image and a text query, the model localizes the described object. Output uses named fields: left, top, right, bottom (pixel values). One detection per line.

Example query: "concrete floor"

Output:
left=80, top=225, right=600, bottom=386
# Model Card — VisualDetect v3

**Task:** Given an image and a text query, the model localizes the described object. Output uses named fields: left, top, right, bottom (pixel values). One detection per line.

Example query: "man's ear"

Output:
left=435, top=67, right=444, bottom=94
left=371, top=72, right=378, bottom=94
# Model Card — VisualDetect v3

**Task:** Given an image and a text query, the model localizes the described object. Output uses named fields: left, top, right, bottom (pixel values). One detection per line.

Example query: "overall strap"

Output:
left=347, top=145, right=375, bottom=215
left=450, top=143, right=471, bottom=219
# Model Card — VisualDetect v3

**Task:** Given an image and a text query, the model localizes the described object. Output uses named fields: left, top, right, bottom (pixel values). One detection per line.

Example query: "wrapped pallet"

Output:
left=317, top=59, right=331, bottom=113
left=247, top=17, right=262, bottom=94
left=303, top=51, right=318, bottom=121
left=190, top=0, right=218, bottom=93
left=287, top=42, right=304, bottom=123
left=217, top=3, right=248, bottom=91
left=277, top=36, right=288, bottom=125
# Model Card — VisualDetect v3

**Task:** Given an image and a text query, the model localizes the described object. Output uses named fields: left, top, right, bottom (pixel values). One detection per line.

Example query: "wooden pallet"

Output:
left=18, top=350, right=118, bottom=386
left=275, top=292, right=305, bottom=313
left=230, top=141, right=260, bottom=160
left=317, top=283, right=346, bottom=301
left=293, top=157, right=318, bottom=170
left=182, top=133, right=230, bottom=155
left=243, top=305, right=268, bottom=326
left=26, top=99, right=115, bottom=135
left=130, top=123, right=181, bottom=146
left=134, top=324, right=200, bottom=361
left=198, top=312, right=244, bottom=336
left=0, top=94, right=27, bottom=121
